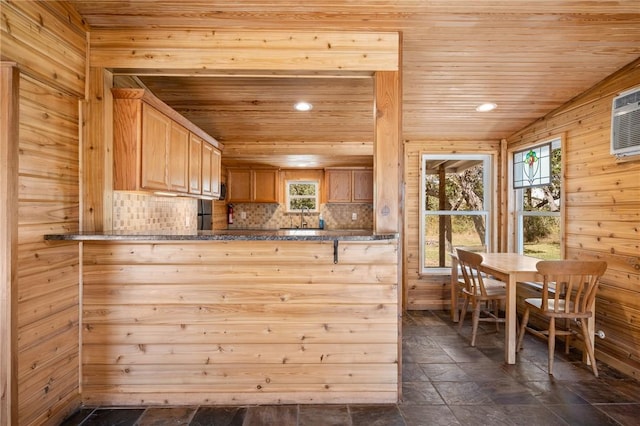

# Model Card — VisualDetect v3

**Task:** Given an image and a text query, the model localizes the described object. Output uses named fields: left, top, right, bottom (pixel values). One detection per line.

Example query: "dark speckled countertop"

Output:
left=44, top=229, right=398, bottom=242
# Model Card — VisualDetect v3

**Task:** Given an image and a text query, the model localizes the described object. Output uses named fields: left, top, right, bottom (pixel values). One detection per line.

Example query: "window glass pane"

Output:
left=424, top=214, right=486, bottom=268
left=513, top=143, right=551, bottom=188
left=289, top=183, right=316, bottom=196
left=290, top=197, right=316, bottom=210
left=522, top=147, right=561, bottom=212
left=522, top=216, right=561, bottom=260
left=286, top=181, right=319, bottom=212
left=424, top=160, right=485, bottom=211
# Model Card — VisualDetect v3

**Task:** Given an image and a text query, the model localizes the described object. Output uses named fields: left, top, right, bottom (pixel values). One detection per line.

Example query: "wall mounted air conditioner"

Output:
left=611, top=86, right=640, bottom=158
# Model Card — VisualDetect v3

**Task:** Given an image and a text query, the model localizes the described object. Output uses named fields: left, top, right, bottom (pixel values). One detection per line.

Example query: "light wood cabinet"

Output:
left=140, top=104, right=171, bottom=190
left=228, top=168, right=279, bottom=203
left=169, top=122, right=190, bottom=193
left=352, top=169, right=373, bottom=202
left=325, top=168, right=373, bottom=203
left=202, top=142, right=222, bottom=198
left=188, top=133, right=202, bottom=194
left=113, top=88, right=223, bottom=198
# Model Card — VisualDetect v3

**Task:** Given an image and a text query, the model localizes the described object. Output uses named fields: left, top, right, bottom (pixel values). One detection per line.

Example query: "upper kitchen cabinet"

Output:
left=325, top=168, right=373, bottom=203
left=202, top=142, right=222, bottom=198
left=168, top=122, right=190, bottom=193
left=188, top=133, right=202, bottom=195
left=228, top=168, right=279, bottom=203
left=113, top=88, right=223, bottom=198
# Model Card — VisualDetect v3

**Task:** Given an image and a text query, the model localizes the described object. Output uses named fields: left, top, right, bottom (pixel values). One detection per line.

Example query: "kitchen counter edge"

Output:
left=44, top=230, right=398, bottom=242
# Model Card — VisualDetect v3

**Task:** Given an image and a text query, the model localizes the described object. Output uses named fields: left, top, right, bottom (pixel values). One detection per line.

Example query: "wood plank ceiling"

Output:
left=69, top=1, right=640, bottom=168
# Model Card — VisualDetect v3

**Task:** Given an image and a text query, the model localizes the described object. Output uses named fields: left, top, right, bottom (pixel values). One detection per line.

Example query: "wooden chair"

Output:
left=516, top=260, right=607, bottom=377
left=450, top=245, right=494, bottom=322
left=456, top=249, right=507, bottom=346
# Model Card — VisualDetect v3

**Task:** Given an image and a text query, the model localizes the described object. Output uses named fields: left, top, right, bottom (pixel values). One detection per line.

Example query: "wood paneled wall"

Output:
left=403, top=141, right=500, bottom=310
left=81, top=239, right=399, bottom=405
left=1, top=1, right=86, bottom=424
left=507, top=59, right=640, bottom=379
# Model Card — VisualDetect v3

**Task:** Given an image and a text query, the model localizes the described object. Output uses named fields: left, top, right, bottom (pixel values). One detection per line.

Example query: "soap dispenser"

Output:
left=319, top=213, right=325, bottom=229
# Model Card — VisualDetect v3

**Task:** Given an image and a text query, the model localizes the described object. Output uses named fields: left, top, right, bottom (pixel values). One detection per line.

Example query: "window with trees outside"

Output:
left=420, top=154, right=492, bottom=273
left=513, top=138, right=562, bottom=259
left=286, top=181, right=319, bottom=212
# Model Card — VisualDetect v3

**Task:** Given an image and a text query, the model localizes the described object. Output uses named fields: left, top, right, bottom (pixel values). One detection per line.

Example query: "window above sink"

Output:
left=285, top=180, right=319, bottom=213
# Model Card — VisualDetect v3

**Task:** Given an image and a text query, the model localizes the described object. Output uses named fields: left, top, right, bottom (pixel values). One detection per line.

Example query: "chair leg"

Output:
left=564, top=318, right=571, bottom=354
left=580, top=319, right=599, bottom=377
left=517, top=308, right=530, bottom=352
left=548, top=317, right=556, bottom=376
left=470, top=301, right=481, bottom=347
left=458, top=296, right=469, bottom=332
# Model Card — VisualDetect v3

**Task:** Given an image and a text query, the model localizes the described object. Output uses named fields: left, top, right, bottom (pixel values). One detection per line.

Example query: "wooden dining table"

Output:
left=451, top=252, right=541, bottom=364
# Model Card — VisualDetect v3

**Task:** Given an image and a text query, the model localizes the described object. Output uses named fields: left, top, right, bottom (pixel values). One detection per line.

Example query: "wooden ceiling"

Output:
left=69, top=1, right=640, bottom=168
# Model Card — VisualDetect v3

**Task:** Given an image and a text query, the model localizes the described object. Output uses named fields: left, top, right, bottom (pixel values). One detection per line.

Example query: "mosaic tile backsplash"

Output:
left=113, top=191, right=197, bottom=232
left=112, top=191, right=372, bottom=232
left=228, top=202, right=373, bottom=230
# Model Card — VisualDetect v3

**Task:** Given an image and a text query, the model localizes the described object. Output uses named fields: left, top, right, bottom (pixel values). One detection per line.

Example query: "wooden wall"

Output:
left=0, top=1, right=86, bottom=424
left=81, top=239, right=399, bottom=405
left=403, top=140, right=500, bottom=310
left=507, top=59, right=640, bottom=379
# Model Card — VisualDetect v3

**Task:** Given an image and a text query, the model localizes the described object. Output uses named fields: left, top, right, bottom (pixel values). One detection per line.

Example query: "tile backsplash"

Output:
left=111, top=191, right=372, bottom=232
left=228, top=203, right=373, bottom=230
left=112, top=191, right=197, bottom=232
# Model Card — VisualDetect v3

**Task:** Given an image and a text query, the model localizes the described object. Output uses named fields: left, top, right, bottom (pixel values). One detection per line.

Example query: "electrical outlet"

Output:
left=240, top=211, right=247, bottom=219
left=351, top=212, right=357, bottom=221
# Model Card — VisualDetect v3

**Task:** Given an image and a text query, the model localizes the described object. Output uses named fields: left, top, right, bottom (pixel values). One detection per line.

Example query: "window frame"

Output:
left=285, top=180, right=319, bottom=213
left=419, top=153, right=493, bottom=274
left=508, top=136, right=565, bottom=257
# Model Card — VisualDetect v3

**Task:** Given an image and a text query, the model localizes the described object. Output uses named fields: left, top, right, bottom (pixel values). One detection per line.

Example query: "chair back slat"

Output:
left=456, top=249, right=488, bottom=297
left=536, top=260, right=608, bottom=316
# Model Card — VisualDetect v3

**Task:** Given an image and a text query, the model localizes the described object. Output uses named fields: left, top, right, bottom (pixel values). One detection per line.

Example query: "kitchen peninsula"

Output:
left=46, top=229, right=400, bottom=405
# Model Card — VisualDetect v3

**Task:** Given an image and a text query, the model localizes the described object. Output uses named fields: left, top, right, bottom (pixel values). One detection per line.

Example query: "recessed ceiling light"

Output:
left=294, top=101, right=313, bottom=111
left=476, top=102, right=497, bottom=112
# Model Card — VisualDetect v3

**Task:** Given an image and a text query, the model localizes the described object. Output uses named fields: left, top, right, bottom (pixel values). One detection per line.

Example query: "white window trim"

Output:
left=285, top=180, right=319, bottom=213
left=419, top=153, right=493, bottom=274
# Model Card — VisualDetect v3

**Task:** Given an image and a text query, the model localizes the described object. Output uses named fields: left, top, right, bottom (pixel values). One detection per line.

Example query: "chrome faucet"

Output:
left=300, top=206, right=308, bottom=228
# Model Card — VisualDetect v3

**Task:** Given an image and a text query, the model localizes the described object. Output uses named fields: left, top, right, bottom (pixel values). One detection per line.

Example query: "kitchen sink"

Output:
left=279, top=227, right=322, bottom=230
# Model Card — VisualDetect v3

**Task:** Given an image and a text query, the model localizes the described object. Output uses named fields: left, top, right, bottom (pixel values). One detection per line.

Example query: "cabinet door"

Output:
left=325, top=169, right=352, bottom=203
left=253, top=169, right=278, bottom=203
left=141, top=104, right=170, bottom=190
left=201, top=143, right=221, bottom=197
left=189, top=134, right=203, bottom=194
left=210, top=148, right=221, bottom=197
left=228, top=169, right=252, bottom=202
left=168, top=122, right=189, bottom=193
left=201, top=142, right=213, bottom=196
left=352, top=169, right=373, bottom=202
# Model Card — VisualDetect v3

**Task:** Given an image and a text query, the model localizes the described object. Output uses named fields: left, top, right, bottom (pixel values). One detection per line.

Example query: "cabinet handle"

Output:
left=333, top=240, right=339, bottom=264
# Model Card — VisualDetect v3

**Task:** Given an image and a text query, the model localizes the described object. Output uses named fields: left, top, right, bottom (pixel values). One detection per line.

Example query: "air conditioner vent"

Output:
left=611, top=86, right=640, bottom=158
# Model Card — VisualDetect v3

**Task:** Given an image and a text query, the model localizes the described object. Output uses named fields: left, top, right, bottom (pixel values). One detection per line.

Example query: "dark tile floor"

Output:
left=61, top=310, right=640, bottom=425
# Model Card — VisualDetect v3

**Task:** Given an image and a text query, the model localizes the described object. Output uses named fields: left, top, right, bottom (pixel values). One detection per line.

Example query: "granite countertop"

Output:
left=44, top=228, right=398, bottom=242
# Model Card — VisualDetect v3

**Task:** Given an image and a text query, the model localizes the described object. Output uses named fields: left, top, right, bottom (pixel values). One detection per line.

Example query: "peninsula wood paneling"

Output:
left=81, top=239, right=399, bottom=405
left=403, top=140, right=500, bottom=310
left=1, top=1, right=86, bottom=424
left=507, top=59, right=640, bottom=380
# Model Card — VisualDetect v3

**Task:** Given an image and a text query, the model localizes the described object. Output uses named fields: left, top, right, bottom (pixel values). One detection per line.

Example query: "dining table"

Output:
left=450, top=251, right=541, bottom=364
